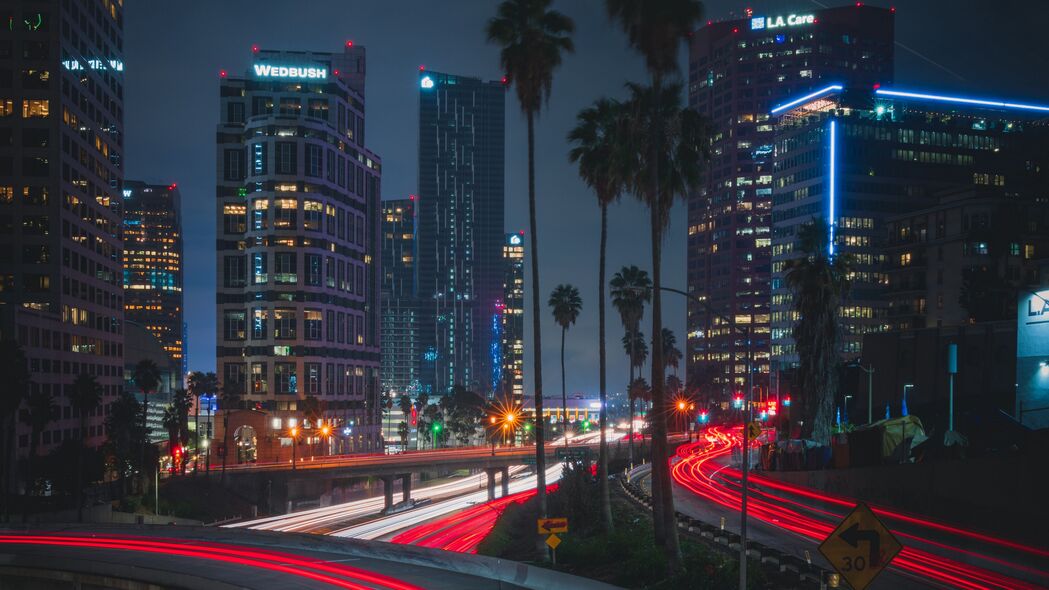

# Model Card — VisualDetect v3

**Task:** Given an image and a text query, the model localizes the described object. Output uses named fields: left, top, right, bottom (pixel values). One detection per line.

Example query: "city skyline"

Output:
left=123, top=0, right=1049, bottom=397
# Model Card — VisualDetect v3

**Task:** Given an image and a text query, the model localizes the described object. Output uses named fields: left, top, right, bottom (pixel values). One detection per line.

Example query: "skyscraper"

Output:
left=686, top=5, right=894, bottom=399
left=381, top=196, right=420, bottom=397
left=500, top=232, right=525, bottom=405
left=770, top=85, right=1049, bottom=364
left=0, top=1, right=125, bottom=459
left=216, top=44, right=383, bottom=457
left=417, top=69, right=506, bottom=396
left=122, top=180, right=183, bottom=370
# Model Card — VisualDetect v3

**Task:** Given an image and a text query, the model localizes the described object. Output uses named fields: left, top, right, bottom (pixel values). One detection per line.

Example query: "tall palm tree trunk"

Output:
left=139, top=391, right=149, bottom=493
left=561, top=327, right=568, bottom=448
left=221, top=413, right=230, bottom=482
left=526, top=111, right=547, bottom=518
left=628, top=331, right=635, bottom=464
left=194, top=400, right=200, bottom=476
left=597, top=204, right=612, bottom=531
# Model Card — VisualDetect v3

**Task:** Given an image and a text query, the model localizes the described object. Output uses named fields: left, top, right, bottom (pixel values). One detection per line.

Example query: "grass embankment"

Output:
left=478, top=465, right=766, bottom=589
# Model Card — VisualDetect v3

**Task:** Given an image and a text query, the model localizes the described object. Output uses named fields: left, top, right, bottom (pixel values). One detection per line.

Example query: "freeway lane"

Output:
left=670, top=427, right=1049, bottom=589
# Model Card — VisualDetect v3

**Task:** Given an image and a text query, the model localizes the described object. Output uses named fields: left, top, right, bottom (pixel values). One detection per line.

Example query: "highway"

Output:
left=671, top=426, right=1049, bottom=589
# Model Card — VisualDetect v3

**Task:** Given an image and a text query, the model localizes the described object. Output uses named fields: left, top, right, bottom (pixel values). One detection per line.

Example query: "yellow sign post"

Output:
left=818, top=502, right=902, bottom=590
left=537, top=517, right=568, bottom=534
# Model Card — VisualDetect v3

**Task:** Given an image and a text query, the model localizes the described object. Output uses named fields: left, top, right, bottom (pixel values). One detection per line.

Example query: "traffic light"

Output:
left=783, top=396, right=792, bottom=407
left=733, top=395, right=744, bottom=409
left=432, top=422, right=441, bottom=433
left=698, top=411, right=709, bottom=423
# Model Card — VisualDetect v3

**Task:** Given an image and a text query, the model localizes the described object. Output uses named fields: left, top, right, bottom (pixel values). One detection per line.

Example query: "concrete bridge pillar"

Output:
left=381, top=475, right=394, bottom=511
left=400, top=473, right=411, bottom=503
left=485, top=468, right=497, bottom=501
left=500, top=466, right=510, bottom=497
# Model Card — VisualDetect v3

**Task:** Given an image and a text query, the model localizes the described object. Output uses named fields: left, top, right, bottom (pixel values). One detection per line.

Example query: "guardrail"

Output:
left=618, top=474, right=833, bottom=588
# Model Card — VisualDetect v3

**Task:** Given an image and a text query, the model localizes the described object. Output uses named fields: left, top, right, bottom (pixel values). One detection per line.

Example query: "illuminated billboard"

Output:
left=1017, top=289, right=1049, bottom=428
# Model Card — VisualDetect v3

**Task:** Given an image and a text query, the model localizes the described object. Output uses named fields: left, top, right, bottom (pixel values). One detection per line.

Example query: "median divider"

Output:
left=617, top=474, right=834, bottom=588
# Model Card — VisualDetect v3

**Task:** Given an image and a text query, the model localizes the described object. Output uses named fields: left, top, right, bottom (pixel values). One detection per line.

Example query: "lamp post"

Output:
left=289, top=426, right=298, bottom=471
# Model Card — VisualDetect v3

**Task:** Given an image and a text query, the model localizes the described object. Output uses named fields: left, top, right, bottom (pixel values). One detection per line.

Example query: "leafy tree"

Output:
left=0, top=338, right=31, bottom=521
left=218, top=381, right=242, bottom=479
left=105, top=391, right=145, bottom=496
left=440, top=386, right=487, bottom=445
left=187, top=371, right=218, bottom=474
left=612, top=265, right=651, bottom=459
left=170, top=389, right=193, bottom=474
left=784, top=219, right=852, bottom=445
left=132, top=359, right=160, bottom=439
left=607, top=0, right=706, bottom=562
left=21, top=389, right=56, bottom=497
left=665, top=374, right=682, bottom=398
left=162, top=405, right=182, bottom=474
left=69, top=374, right=102, bottom=521
left=569, top=97, right=632, bottom=531
left=487, top=0, right=574, bottom=519
left=397, top=421, right=409, bottom=448
left=548, top=284, right=582, bottom=446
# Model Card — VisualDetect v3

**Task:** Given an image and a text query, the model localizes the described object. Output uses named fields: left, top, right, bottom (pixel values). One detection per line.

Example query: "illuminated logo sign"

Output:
left=751, top=13, right=815, bottom=30
left=252, top=64, right=327, bottom=80
left=1027, top=291, right=1049, bottom=319
left=122, top=189, right=133, bottom=198
left=420, top=76, right=435, bottom=89
left=509, top=234, right=522, bottom=246
left=62, top=59, right=124, bottom=72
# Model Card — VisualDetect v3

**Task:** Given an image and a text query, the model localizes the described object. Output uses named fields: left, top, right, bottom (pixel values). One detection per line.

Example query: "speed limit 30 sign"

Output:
left=818, top=502, right=902, bottom=590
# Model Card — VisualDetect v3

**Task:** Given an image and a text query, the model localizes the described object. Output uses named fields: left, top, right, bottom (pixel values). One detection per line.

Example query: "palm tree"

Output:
left=171, top=389, right=192, bottom=474
left=21, top=390, right=56, bottom=499
left=784, top=219, right=852, bottom=445
left=132, top=359, right=160, bottom=484
left=661, top=328, right=682, bottom=375
left=69, top=374, right=102, bottom=521
left=0, top=339, right=31, bottom=520
left=569, top=97, right=631, bottom=531
left=621, top=330, right=648, bottom=456
left=187, top=371, right=218, bottom=474
left=398, top=421, right=410, bottom=449
left=218, top=381, right=242, bottom=480
left=548, top=284, right=582, bottom=447
left=611, top=265, right=651, bottom=462
left=623, top=79, right=709, bottom=556
left=607, top=0, right=705, bottom=561
left=487, top=0, right=574, bottom=519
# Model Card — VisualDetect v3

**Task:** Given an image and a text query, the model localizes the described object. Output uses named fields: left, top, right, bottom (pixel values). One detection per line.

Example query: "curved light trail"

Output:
left=0, top=533, right=423, bottom=590
left=671, top=427, right=1049, bottom=589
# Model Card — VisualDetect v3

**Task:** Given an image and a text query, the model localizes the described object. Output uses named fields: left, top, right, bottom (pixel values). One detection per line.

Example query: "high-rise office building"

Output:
left=122, top=180, right=183, bottom=369
left=686, top=5, right=894, bottom=398
left=216, top=44, right=383, bottom=456
left=417, top=69, right=506, bottom=396
left=499, top=232, right=525, bottom=404
left=0, top=1, right=125, bottom=459
left=381, top=196, right=420, bottom=397
left=770, top=85, right=1049, bottom=365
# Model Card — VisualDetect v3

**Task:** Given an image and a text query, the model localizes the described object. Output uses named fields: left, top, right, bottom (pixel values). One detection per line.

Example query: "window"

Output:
left=223, top=310, right=246, bottom=340
left=305, top=363, right=321, bottom=394
left=21, top=68, right=49, bottom=89
left=252, top=252, right=268, bottom=284
left=252, top=198, right=268, bottom=231
left=308, top=99, right=329, bottom=119
left=274, top=252, right=297, bottom=284
left=251, top=142, right=267, bottom=175
left=325, top=257, right=336, bottom=288
left=22, top=156, right=48, bottom=176
left=306, top=144, right=323, bottom=177
left=251, top=362, right=268, bottom=393
left=227, top=101, right=245, bottom=123
left=252, top=96, right=273, bottom=116
left=326, top=364, right=335, bottom=395
left=0, top=99, right=13, bottom=117
left=274, top=309, right=296, bottom=339
left=0, top=186, right=12, bottom=203
left=224, top=148, right=244, bottom=181
left=279, top=97, right=300, bottom=116
left=305, top=254, right=322, bottom=286
left=223, top=203, right=246, bottom=233
left=304, top=310, right=322, bottom=340
left=276, top=142, right=296, bottom=174
left=276, top=363, right=297, bottom=394
left=274, top=198, right=297, bottom=229
left=326, top=310, right=335, bottom=341
left=224, top=363, right=246, bottom=393
left=223, top=255, right=246, bottom=288
left=304, top=200, right=322, bottom=230
left=252, top=308, right=268, bottom=340
left=899, top=253, right=911, bottom=266
left=22, top=128, right=48, bottom=148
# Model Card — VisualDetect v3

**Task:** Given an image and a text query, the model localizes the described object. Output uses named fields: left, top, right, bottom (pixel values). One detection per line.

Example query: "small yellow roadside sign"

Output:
left=818, top=502, right=902, bottom=590
left=537, top=517, right=568, bottom=534
left=545, top=534, right=561, bottom=550
left=746, top=421, right=762, bottom=440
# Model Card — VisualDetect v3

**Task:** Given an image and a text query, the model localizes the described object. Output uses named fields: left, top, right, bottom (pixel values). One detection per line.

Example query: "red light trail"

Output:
left=0, top=533, right=423, bottom=590
left=670, top=427, right=1048, bottom=589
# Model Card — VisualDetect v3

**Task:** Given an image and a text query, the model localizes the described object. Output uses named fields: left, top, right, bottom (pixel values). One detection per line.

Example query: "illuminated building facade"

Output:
left=381, top=196, right=421, bottom=397
left=417, top=69, right=506, bottom=396
left=686, top=5, right=894, bottom=397
left=123, top=181, right=183, bottom=372
left=770, top=86, right=1049, bottom=366
left=216, top=44, right=383, bottom=453
left=500, top=232, right=525, bottom=404
left=0, top=1, right=125, bottom=459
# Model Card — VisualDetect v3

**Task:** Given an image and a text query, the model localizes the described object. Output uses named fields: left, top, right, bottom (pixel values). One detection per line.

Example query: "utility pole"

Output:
left=740, top=324, right=753, bottom=590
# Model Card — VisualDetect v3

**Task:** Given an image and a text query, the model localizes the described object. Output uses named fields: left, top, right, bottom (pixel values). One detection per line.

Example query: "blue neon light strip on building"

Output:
left=875, top=89, right=1049, bottom=113
left=770, top=84, right=843, bottom=115
left=828, top=119, right=837, bottom=258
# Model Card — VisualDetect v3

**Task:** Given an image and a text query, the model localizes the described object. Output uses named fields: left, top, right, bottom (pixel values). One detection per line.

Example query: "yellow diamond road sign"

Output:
left=545, top=534, right=561, bottom=550
left=746, top=421, right=762, bottom=440
left=819, top=502, right=903, bottom=590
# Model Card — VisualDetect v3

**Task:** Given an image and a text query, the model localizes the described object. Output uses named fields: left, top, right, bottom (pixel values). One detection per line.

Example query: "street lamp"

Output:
left=847, top=360, right=875, bottom=424
left=289, top=426, right=299, bottom=471
left=843, top=395, right=853, bottom=425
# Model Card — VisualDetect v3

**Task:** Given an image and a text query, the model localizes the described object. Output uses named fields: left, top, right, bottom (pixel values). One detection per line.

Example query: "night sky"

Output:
left=124, top=0, right=1048, bottom=397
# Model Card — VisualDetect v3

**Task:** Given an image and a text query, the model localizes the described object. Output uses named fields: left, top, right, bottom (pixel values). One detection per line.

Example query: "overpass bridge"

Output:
left=221, top=443, right=601, bottom=514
